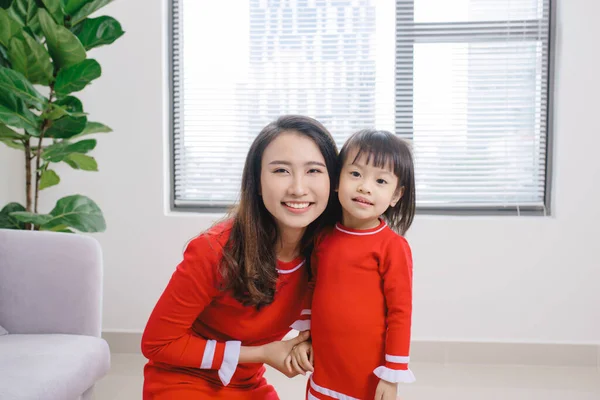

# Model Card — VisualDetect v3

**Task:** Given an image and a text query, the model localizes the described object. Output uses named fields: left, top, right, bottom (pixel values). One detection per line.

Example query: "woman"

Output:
left=141, top=115, right=340, bottom=399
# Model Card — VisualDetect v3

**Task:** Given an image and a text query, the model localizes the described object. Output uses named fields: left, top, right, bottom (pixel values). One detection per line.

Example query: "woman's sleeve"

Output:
left=141, top=234, right=241, bottom=386
left=289, top=251, right=318, bottom=332
left=373, top=236, right=416, bottom=384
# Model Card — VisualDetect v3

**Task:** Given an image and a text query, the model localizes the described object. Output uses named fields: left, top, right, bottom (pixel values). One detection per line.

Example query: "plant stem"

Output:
left=34, top=86, right=55, bottom=215
left=34, top=135, right=45, bottom=214
left=24, top=137, right=33, bottom=230
left=24, top=139, right=32, bottom=211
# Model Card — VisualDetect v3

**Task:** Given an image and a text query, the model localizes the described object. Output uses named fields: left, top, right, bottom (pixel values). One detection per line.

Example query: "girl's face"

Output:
left=338, top=148, right=402, bottom=230
left=260, top=131, right=331, bottom=237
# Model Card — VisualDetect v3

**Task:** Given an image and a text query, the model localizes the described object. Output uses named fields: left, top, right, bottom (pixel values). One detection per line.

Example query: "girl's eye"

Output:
left=273, top=168, right=288, bottom=174
left=376, top=179, right=388, bottom=184
left=308, top=168, right=323, bottom=174
left=350, top=171, right=360, bottom=177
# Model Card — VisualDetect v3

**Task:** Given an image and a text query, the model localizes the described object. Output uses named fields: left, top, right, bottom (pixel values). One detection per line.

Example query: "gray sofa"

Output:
left=0, top=229, right=111, bottom=400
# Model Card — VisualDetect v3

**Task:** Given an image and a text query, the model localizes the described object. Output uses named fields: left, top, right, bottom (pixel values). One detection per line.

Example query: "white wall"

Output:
left=1, top=0, right=598, bottom=344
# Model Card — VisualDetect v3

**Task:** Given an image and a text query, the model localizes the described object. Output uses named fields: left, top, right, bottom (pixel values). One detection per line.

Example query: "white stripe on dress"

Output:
left=386, top=354, right=410, bottom=364
left=335, top=223, right=387, bottom=236
left=276, top=260, right=306, bottom=274
left=200, top=340, right=216, bottom=369
left=309, top=376, right=359, bottom=400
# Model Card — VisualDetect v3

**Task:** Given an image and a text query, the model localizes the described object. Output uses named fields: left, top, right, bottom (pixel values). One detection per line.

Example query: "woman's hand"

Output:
left=374, top=379, right=399, bottom=400
left=284, top=340, right=314, bottom=375
left=261, top=330, right=311, bottom=378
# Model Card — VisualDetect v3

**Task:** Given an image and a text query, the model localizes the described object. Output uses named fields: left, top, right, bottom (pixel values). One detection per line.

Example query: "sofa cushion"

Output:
left=0, top=334, right=110, bottom=400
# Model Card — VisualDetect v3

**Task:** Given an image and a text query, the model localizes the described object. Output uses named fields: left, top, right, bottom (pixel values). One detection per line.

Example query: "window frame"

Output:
left=168, top=0, right=557, bottom=216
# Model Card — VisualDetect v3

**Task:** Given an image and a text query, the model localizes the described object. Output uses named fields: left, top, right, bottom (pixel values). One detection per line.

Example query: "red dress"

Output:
left=142, top=220, right=309, bottom=399
left=307, top=220, right=415, bottom=400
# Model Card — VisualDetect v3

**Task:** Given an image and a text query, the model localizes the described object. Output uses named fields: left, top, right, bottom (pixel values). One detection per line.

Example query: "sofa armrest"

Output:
left=0, top=229, right=103, bottom=337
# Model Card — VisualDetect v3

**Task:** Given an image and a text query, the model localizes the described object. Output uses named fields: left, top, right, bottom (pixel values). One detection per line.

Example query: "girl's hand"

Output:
left=284, top=340, right=314, bottom=375
left=261, top=330, right=311, bottom=378
left=374, top=379, right=398, bottom=400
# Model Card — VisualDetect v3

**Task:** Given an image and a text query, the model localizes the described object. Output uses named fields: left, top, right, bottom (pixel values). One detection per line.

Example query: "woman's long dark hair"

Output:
left=220, top=115, right=340, bottom=308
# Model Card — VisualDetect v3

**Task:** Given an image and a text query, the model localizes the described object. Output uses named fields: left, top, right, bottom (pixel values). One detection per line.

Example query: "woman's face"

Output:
left=260, top=130, right=331, bottom=237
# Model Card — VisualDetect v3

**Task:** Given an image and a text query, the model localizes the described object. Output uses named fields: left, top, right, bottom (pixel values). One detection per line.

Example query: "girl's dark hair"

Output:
left=220, top=115, right=340, bottom=308
left=338, top=129, right=416, bottom=236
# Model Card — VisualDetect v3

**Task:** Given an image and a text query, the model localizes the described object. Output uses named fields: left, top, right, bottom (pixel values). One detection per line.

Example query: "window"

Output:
left=171, top=0, right=553, bottom=214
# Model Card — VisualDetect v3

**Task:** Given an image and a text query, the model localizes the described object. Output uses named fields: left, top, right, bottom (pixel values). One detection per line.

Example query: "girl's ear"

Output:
left=390, top=186, right=405, bottom=207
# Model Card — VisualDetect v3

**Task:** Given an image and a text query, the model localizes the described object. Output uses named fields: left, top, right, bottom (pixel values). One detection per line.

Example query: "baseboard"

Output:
left=102, top=331, right=600, bottom=368
left=102, top=331, right=144, bottom=354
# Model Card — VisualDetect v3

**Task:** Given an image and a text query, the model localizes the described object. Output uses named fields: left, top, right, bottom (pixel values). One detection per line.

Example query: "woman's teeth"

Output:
left=285, top=202, right=310, bottom=209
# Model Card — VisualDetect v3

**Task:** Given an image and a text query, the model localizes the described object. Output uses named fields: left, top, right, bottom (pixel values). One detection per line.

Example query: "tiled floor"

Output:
left=95, top=353, right=600, bottom=400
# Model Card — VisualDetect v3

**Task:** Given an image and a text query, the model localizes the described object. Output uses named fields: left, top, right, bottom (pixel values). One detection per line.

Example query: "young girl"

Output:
left=287, top=129, right=416, bottom=400
left=141, top=115, right=341, bottom=399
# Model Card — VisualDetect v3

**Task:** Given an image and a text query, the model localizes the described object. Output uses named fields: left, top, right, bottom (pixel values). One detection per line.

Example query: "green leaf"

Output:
left=0, top=91, right=40, bottom=133
left=0, top=138, right=24, bottom=149
left=39, top=168, right=60, bottom=189
left=40, top=223, right=70, bottom=232
left=83, top=120, right=110, bottom=133
left=69, top=120, right=110, bottom=139
left=45, top=114, right=86, bottom=138
left=0, top=8, right=21, bottom=47
left=0, top=202, right=26, bottom=229
left=48, top=114, right=88, bottom=138
left=44, top=103, right=68, bottom=119
left=54, top=58, right=100, bottom=97
left=64, top=152, right=96, bottom=170
left=8, top=0, right=37, bottom=25
left=41, top=194, right=105, bottom=232
left=0, top=123, right=24, bottom=150
left=63, top=158, right=77, bottom=168
left=70, top=0, right=112, bottom=26
left=82, top=122, right=112, bottom=135
left=7, top=31, right=53, bottom=85
left=1, top=1, right=14, bottom=9
left=44, top=95, right=85, bottom=119
left=0, top=65, right=47, bottom=110
left=45, top=96, right=87, bottom=138
left=40, top=0, right=64, bottom=24
left=61, top=0, right=87, bottom=15
left=8, top=0, right=41, bottom=37
left=10, top=211, right=53, bottom=226
left=38, top=8, right=85, bottom=70
left=46, top=226, right=75, bottom=233
left=0, top=44, right=10, bottom=67
left=0, top=122, right=24, bottom=138
left=42, top=137, right=95, bottom=161
left=55, top=94, right=82, bottom=112
left=72, top=15, right=122, bottom=50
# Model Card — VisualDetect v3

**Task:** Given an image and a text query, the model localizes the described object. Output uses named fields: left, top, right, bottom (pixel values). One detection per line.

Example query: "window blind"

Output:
left=172, top=0, right=552, bottom=213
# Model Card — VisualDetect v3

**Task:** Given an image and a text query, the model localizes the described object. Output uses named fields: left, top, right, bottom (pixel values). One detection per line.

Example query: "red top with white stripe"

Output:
left=141, top=220, right=309, bottom=396
left=308, top=219, right=415, bottom=400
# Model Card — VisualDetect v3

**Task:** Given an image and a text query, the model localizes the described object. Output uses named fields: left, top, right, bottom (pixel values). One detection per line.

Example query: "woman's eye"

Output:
left=308, top=168, right=323, bottom=174
left=350, top=171, right=360, bottom=177
left=273, top=168, right=288, bottom=174
left=377, top=179, right=387, bottom=184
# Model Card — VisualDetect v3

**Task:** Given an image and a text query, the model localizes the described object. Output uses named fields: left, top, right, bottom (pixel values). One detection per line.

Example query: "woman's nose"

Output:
left=288, top=176, right=308, bottom=196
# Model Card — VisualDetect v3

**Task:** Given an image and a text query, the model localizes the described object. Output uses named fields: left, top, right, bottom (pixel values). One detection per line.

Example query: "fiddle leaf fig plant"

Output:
left=0, top=0, right=124, bottom=233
